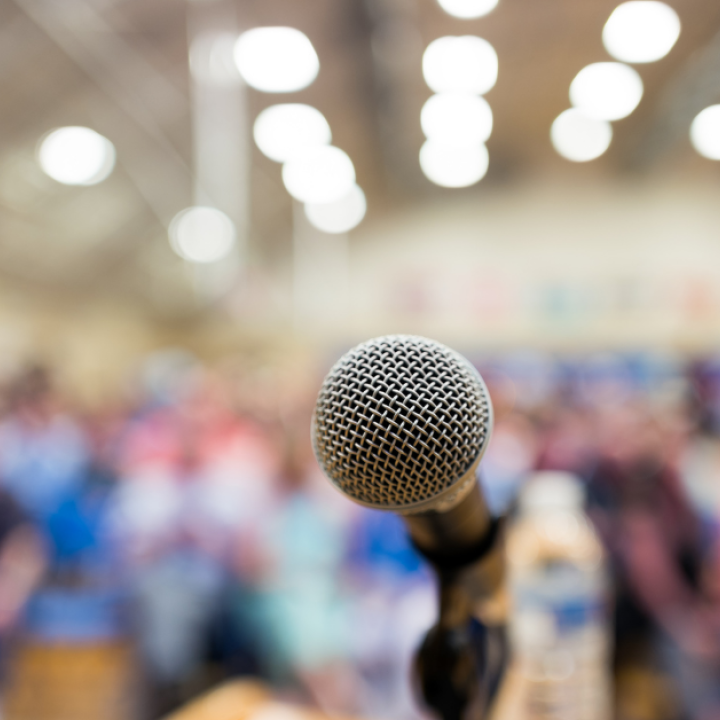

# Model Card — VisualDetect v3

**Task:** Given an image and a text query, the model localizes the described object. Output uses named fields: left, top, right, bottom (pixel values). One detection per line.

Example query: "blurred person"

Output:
left=681, top=359, right=720, bottom=521
left=344, top=508, right=436, bottom=720
left=586, top=403, right=720, bottom=720
left=686, top=358, right=720, bottom=437
left=109, top=361, right=279, bottom=716
left=480, top=411, right=539, bottom=516
left=535, top=400, right=592, bottom=466
left=227, top=394, right=367, bottom=714
left=37, top=406, right=126, bottom=586
left=0, top=488, right=46, bottom=715
left=475, top=366, right=538, bottom=515
left=0, top=490, right=45, bottom=637
left=0, top=364, right=114, bottom=651
left=0, top=366, right=89, bottom=526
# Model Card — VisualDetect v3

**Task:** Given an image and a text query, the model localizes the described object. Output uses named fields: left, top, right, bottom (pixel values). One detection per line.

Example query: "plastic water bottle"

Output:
left=506, top=472, right=611, bottom=720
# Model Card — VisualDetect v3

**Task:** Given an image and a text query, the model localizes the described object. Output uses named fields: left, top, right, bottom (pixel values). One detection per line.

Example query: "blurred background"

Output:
left=0, top=0, right=719, bottom=719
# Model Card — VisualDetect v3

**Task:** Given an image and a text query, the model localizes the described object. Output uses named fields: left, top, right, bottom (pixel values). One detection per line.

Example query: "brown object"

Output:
left=162, top=681, right=271, bottom=720
left=4, top=641, right=137, bottom=720
left=161, top=680, right=371, bottom=720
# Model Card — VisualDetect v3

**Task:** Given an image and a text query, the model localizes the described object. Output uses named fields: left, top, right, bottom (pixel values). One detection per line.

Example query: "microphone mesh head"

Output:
left=313, top=335, right=492, bottom=510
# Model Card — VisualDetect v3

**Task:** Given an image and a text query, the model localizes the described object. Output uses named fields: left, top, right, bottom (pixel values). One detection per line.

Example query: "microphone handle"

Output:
left=409, top=480, right=508, bottom=720
left=405, top=480, right=492, bottom=557
left=405, top=480, right=504, bottom=610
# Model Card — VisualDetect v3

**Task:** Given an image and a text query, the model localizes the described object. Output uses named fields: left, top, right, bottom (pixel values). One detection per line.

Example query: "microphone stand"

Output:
left=413, top=518, right=507, bottom=720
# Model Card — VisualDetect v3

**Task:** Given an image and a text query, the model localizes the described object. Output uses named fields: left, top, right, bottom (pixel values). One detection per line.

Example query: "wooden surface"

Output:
left=161, top=680, right=368, bottom=720
left=162, top=672, right=529, bottom=720
left=4, top=641, right=137, bottom=720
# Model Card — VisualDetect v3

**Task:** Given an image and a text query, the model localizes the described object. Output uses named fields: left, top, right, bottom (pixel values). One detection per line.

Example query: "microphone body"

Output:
left=312, top=335, right=499, bottom=595
left=312, top=335, right=506, bottom=720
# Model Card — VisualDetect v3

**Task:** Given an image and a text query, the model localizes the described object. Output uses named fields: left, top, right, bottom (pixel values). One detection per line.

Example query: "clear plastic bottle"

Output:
left=506, top=472, right=611, bottom=720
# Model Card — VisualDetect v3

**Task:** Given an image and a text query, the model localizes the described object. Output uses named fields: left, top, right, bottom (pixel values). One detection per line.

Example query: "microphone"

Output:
left=312, top=335, right=504, bottom=720
left=312, top=334, right=496, bottom=576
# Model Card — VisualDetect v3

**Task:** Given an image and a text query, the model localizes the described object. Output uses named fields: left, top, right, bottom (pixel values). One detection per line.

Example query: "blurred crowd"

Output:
left=0, top=349, right=718, bottom=720
left=0, top=352, right=435, bottom=720
left=481, top=351, right=720, bottom=720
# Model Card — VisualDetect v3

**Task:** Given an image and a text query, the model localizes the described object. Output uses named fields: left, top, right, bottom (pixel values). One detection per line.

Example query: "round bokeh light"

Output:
left=422, top=36, right=498, bottom=95
left=690, top=105, right=720, bottom=160
left=569, top=62, right=643, bottom=121
left=437, top=0, right=499, bottom=19
left=234, top=27, right=319, bottom=93
left=38, top=126, right=116, bottom=185
left=304, top=184, right=367, bottom=234
left=282, top=145, right=356, bottom=204
left=421, top=93, right=493, bottom=146
left=254, top=104, right=331, bottom=163
left=169, top=206, right=236, bottom=263
left=603, top=1, right=680, bottom=64
left=551, top=109, right=613, bottom=162
left=419, top=140, right=489, bottom=187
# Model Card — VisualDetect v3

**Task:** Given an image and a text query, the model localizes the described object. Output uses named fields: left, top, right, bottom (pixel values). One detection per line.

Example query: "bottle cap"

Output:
left=520, top=471, right=584, bottom=513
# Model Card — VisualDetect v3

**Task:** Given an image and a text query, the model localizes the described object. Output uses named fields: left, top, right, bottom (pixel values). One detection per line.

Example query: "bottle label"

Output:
left=510, top=560, right=611, bottom=720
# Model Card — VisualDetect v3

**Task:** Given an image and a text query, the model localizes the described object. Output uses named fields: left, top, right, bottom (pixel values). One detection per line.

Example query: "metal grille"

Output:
left=313, top=335, right=492, bottom=509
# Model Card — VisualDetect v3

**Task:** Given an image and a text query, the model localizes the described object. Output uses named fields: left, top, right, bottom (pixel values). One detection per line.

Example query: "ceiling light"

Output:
left=421, top=93, right=493, bottom=146
left=419, top=140, right=489, bottom=187
left=38, top=126, right=115, bottom=185
left=551, top=109, right=613, bottom=162
left=304, top=184, right=367, bottom=234
left=169, top=207, right=236, bottom=263
left=254, top=104, right=331, bottom=163
left=437, top=0, right=499, bottom=19
left=690, top=105, right=720, bottom=160
left=422, top=36, right=498, bottom=95
left=603, top=1, right=680, bottom=63
left=282, top=146, right=356, bottom=204
left=569, top=62, right=643, bottom=121
left=234, top=27, right=319, bottom=93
